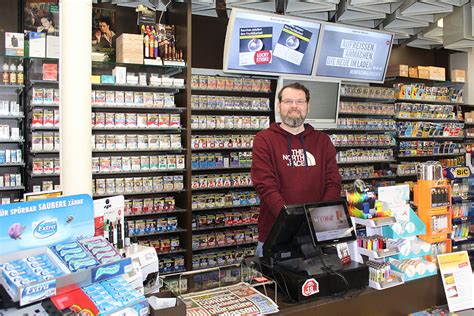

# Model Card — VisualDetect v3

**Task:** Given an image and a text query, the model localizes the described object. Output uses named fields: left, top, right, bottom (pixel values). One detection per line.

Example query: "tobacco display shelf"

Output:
left=192, top=166, right=251, bottom=171
left=339, top=96, right=396, bottom=103
left=0, top=163, right=25, bottom=167
left=92, top=168, right=186, bottom=175
left=397, top=136, right=464, bottom=140
left=335, top=144, right=396, bottom=149
left=191, top=185, right=253, bottom=192
left=338, top=112, right=394, bottom=117
left=30, top=150, right=59, bottom=154
left=192, top=128, right=264, bottom=132
left=191, top=108, right=271, bottom=113
left=192, top=241, right=258, bottom=252
left=396, top=98, right=464, bottom=106
left=192, top=203, right=260, bottom=212
left=192, top=223, right=258, bottom=232
left=0, top=114, right=24, bottom=119
left=160, top=268, right=187, bottom=276
left=398, top=153, right=465, bottom=158
left=92, top=105, right=185, bottom=112
left=326, top=128, right=396, bottom=133
left=342, top=175, right=396, bottom=182
left=29, top=103, right=58, bottom=108
left=395, top=117, right=463, bottom=123
left=125, top=208, right=187, bottom=218
left=0, top=186, right=25, bottom=191
left=93, top=189, right=186, bottom=198
left=93, top=148, right=185, bottom=153
left=92, top=83, right=185, bottom=92
left=130, top=227, right=187, bottom=238
left=0, top=84, right=24, bottom=89
left=155, top=248, right=187, bottom=256
left=0, top=139, right=24, bottom=143
left=92, top=60, right=185, bottom=71
left=337, top=159, right=396, bottom=165
left=29, top=79, right=58, bottom=85
left=92, top=127, right=183, bottom=132
left=30, top=126, right=59, bottom=131
left=191, top=147, right=252, bottom=151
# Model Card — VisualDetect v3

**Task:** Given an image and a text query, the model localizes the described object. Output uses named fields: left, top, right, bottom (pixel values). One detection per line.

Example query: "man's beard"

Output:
left=281, top=110, right=306, bottom=128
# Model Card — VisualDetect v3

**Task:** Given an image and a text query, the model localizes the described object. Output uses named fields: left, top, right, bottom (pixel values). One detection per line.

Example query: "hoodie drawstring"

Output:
left=300, top=135, right=309, bottom=170
left=287, top=136, right=293, bottom=167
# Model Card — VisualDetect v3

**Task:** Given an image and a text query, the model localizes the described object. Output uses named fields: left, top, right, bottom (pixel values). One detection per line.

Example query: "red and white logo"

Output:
left=302, top=278, right=319, bottom=297
left=254, top=50, right=271, bottom=64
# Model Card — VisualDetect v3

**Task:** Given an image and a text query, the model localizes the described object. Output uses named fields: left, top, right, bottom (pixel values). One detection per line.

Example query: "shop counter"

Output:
left=275, top=275, right=446, bottom=315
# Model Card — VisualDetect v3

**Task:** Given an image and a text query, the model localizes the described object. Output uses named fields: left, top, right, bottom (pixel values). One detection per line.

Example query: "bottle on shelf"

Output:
left=9, top=63, right=16, bottom=85
left=2, top=63, right=9, bottom=84
left=17, top=63, right=24, bottom=85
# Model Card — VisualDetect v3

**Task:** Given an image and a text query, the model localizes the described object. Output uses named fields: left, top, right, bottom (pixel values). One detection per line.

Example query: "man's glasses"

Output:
left=280, top=99, right=307, bottom=106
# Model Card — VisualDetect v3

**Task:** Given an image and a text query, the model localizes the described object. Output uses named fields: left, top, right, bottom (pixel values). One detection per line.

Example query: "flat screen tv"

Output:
left=223, top=8, right=321, bottom=76
left=315, top=24, right=394, bottom=83
left=275, top=76, right=341, bottom=130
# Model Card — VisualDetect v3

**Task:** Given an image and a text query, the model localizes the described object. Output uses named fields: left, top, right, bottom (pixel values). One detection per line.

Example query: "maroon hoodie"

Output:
left=251, top=122, right=342, bottom=242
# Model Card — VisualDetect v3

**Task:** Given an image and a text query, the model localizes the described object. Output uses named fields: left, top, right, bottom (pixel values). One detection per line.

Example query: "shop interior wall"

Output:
left=0, top=0, right=20, bottom=42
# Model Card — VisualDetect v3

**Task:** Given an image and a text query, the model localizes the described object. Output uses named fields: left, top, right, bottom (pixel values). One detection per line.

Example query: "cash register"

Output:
left=261, top=200, right=368, bottom=302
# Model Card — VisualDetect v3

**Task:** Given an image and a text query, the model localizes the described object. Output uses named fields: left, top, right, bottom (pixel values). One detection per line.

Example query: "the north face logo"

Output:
left=283, top=149, right=316, bottom=167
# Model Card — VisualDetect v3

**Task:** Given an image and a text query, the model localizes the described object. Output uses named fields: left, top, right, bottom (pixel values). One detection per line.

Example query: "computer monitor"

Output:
left=304, top=200, right=357, bottom=247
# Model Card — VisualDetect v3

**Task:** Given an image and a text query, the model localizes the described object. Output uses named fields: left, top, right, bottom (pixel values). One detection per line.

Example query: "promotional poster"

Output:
left=24, top=1, right=59, bottom=36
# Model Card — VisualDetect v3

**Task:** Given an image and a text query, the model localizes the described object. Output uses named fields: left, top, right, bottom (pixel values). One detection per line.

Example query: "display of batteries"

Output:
left=0, top=100, right=21, bottom=116
left=0, top=149, right=22, bottom=164
left=191, top=135, right=255, bottom=150
left=127, top=216, right=178, bottom=236
left=31, top=132, right=59, bottom=151
left=92, top=133, right=181, bottom=151
left=92, top=91, right=175, bottom=108
left=92, top=112, right=180, bottom=128
left=31, top=88, right=60, bottom=105
left=336, top=118, right=396, bottom=131
left=395, top=163, right=418, bottom=176
left=91, top=154, right=185, bottom=173
left=191, top=173, right=252, bottom=189
left=394, top=83, right=463, bottom=103
left=192, top=247, right=255, bottom=270
left=191, top=75, right=271, bottom=92
left=191, top=95, right=270, bottom=111
left=192, top=208, right=259, bottom=230
left=191, top=115, right=269, bottom=130
left=159, top=255, right=185, bottom=274
left=398, top=141, right=465, bottom=157
left=0, top=125, right=21, bottom=140
left=339, top=166, right=393, bottom=180
left=340, top=85, right=394, bottom=99
left=124, top=196, right=176, bottom=216
left=191, top=152, right=252, bottom=169
left=395, top=103, right=458, bottom=120
left=398, top=122, right=464, bottom=138
left=31, top=108, right=60, bottom=128
left=32, top=158, right=60, bottom=175
left=192, top=191, right=260, bottom=210
left=330, top=134, right=395, bottom=147
left=339, top=102, right=395, bottom=115
left=192, top=227, right=258, bottom=250
left=141, top=237, right=181, bottom=253
left=92, top=175, right=184, bottom=196
left=336, top=148, right=394, bottom=163
left=0, top=173, right=22, bottom=188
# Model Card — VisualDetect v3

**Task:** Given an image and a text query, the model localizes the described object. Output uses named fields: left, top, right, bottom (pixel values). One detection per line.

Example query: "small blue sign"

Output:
left=91, top=258, right=132, bottom=283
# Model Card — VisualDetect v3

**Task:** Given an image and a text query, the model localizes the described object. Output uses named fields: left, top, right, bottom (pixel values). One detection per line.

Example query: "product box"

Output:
left=116, top=33, right=143, bottom=64
left=428, top=66, right=445, bottom=81
left=386, top=64, right=408, bottom=77
left=27, top=32, right=46, bottom=58
left=417, top=66, right=430, bottom=79
left=113, top=66, right=127, bottom=84
left=5, top=32, right=24, bottom=57
left=42, top=63, right=58, bottom=81
left=451, top=69, right=465, bottom=83
left=409, top=66, right=418, bottom=78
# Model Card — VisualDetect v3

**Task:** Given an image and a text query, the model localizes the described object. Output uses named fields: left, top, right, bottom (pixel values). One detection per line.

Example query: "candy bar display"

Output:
left=398, top=141, right=465, bottom=157
left=191, top=115, right=269, bottom=130
left=330, top=134, right=395, bottom=147
left=124, top=196, right=176, bottom=215
left=398, top=122, right=464, bottom=138
left=395, top=103, right=459, bottom=120
left=191, top=173, right=252, bottom=189
left=192, top=191, right=260, bottom=211
left=191, top=75, right=271, bottom=92
left=91, top=154, right=185, bottom=173
left=92, top=91, right=175, bottom=108
left=192, top=247, right=255, bottom=269
left=92, top=112, right=180, bottom=129
left=192, top=208, right=259, bottom=230
left=92, top=175, right=184, bottom=196
left=336, top=118, right=396, bottom=131
left=337, top=148, right=394, bottom=163
left=191, top=134, right=254, bottom=150
left=191, top=95, right=270, bottom=111
left=339, top=102, right=395, bottom=115
left=191, top=152, right=252, bottom=169
left=340, top=85, right=394, bottom=99
left=127, top=216, right=178, bottom=236
left=82, top=276, right=147, bottom=315
left=92, top=133, right=181, bottom=151
left=192, top=227, right=258, bottom=250
left=394, top=83, right=463, bottom=103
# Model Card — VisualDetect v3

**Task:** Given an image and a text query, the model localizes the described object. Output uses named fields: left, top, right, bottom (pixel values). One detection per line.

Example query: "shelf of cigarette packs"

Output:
left=0, top=56, right=25, bottom=203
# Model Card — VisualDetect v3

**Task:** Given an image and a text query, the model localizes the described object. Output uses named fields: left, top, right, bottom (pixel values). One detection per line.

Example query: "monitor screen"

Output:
left=315, top=24, right=393, bottom=83
left=275, top=77, right=340, bottom=129
left=304, top=200, right=356, bottom=246
left=223, top=8, right=321, bottom=76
